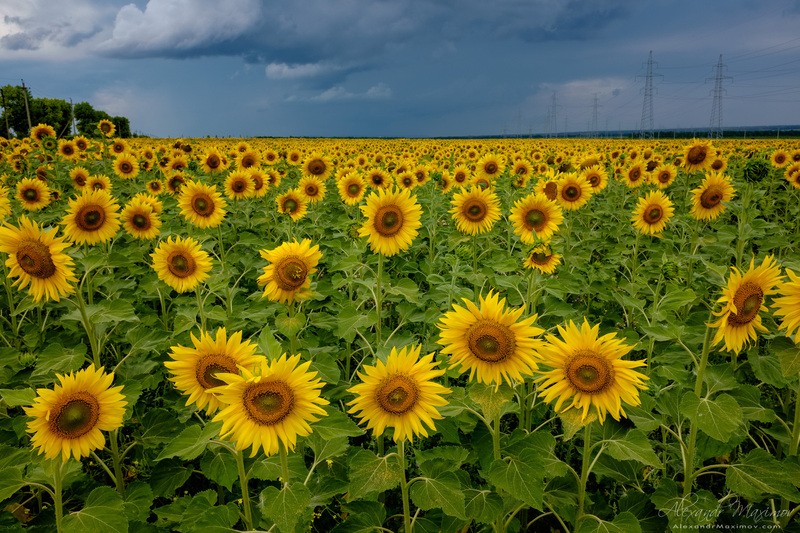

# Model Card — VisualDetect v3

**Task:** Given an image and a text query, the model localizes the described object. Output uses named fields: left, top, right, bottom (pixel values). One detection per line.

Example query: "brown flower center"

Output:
left=454, top=171, right=467, bottom=183
left=645, top=206, right=663, bottom=224
left=374, top=205, right=404, bottom=237
left=61, top=145, right=75, bottom=156
left=308, top=159, right=326, bottom=176
left=192, top=193, right=215, bottom=217
left=562, top=185, right=580, bottom=201
left=727, top=281, right=763, bottom=326
left=628, top=168, right=641, bottom=182
left=282, top=198, right=298, bottom=213
left=525, top=208, right=546, bottom=231
left=484, top=162, right=498, bottom=175
left=232, top=179, right=247, bottom=193
left=700, top=185, right=723, bottom=209
left=167, top=251, right=197, bottom=279
left=531, top=251, right=550, bottom=264
left=207, top=155, right=220, bottom=169
left=347, top=183, right=361, bottom=196
left=132, top=213, right=150, bottom=230
left=467, top=320, right=516, bottom=363
left=240, top=155, right=256, bottom=168
left=16, top=240, right=56, bottom=279
left=657, top=171, right=671, bottom=184
left=274, top=257, right=308, bottom=291
left=542, top=182, right=557, bottom=200
left=119, top=161, right=133, bottom=174
left=376, top=374, right=418, bottom=414
left=195, top=354, right=239, bottom=389
left=243, top=380, right=295, bottom=425
left=51, top=392, right=100, bottom=439
left=305, top=184, right=319, bottom=197
left=23, top=187, right=40, bottom=202
left=565, top=351, right=614, bottom=393
left=687, top=146, right=708, bottom=166
left=76, top=205, right=106, bottom=231
left=462, top=199, right=487, bottom=222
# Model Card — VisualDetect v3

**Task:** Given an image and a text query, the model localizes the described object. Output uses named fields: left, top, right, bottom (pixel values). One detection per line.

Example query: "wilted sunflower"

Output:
left=437, top=290, right=544, bottom=387
left=69, top=167, right=90, bottom=189
left=257, top=239, right=322, bottom=304
left=337, top=171, right=367, bottom=206
left=557, top=173, right=592, bottom=210
left=24, top=365, right=126, bottom=462
left=113, top=153, right=139, bottom=180
left=276, top=189, right=308, bottom=221
left=178, top=180, right=227, bottom=228
left=97, top=119, right=116, bottom=137
left=508, top=193, right=564, bottom=244
left=224, top=171, right=255, bottom=200
left=151, top=235, right=213, bottom=293
left=631, top=190, right=674, bottom=236
left=0, top=215, right=77, bottom=302
left=211, top=353, right=329, bottom=457
left=690, top=172, right=735, bottom=221
left=652, top=164, right=677, bottom=189
left=298, top=175, right=327, bottom=203
left=523, top=244, right=562, bottom=274
left=16, top=178, right=51, bottom=211
left=774, top=268, right=800, bottom=342
left=164, top=328, right=262, bottom=415
left=535, top=319, right=648, bottom=423
left=449, top=186, right=502, bottom=235
left=348, top=345, right=451, bottom=442
left=120, top=199, right=161, bottom=240
left=711, top=255, right=783, bottom=354
left=683, top=139, right=714, bottom=172
left=302, top=153, right=333, bottom=180
left=61, top=189, right=121, bottom=245
left=358, top=187, right=422, bottom=256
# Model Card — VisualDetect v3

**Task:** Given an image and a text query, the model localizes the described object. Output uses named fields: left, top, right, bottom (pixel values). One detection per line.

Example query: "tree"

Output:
left=0, top=84, right=32, bottom=138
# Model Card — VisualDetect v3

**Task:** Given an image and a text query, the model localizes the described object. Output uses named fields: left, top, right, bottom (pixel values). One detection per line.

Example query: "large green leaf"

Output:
left=575, top=512, right=642, bottom=533
left=464, top=489, right=504, bottom=524
left=200, top=447, right=239, bottom=491
left=0, top=466, right=25, bottom=502
left=31, top=343, right=86, bottom=378
left=726, top=449, right=800, bottom=502
left=0, top=388, right=34, bottom=407
left=347, top=449, right=402, bottom=501
left=468, top=382, right=514, bottom=421
left=62, top=486, right=127, bottom=533
left=773, top=336, right=800, bottom=377
left=123, top=481, right=154, bottom=523
left=484, top=456, right=544, bottom=510
left=259, top=482, right=311, bottom=533
left=603, top=429, right=661, bottom=467
left=651, top=479, right=719, bottom=529
left=409, top=471, right=466, bottom=520
left=155, top=421, right=221, bottom=461
left=679, top=392, right=743, bottom=442
left=312, top=405, right=363, bottom=440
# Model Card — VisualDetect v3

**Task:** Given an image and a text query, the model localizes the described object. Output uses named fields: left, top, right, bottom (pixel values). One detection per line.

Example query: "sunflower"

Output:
left=201, top=148, right=228, bottom=174
left=211, top=353, right=329, bottom=457
left=337, top=171, right=367, bottom=206
left=523, top=244, right=562, bottom=274
left=511, top=160, right=533, bottom=188
left=771, top=150, right=790, bottom=168
left=146, top=179, right=165, bottom=195
left=178, top=180, right=227, bottom=229
left=57, top=140, right=78, bottom=161
left=276, top=189, right=308, bottom=221
left=0, top=216, right=77, bottom=302
left=449, top=186, right=501, bottom=235
left=85, top=174, right=112, bottom=193
left=30, top=124, right=56, bottom=142
left=358, top=187, right=422, bottom=257
left=556, top=173, right=592, bottom=210
left=266, top=169, right=282, bottom=189
left=451, top=165, right=471, bottom=188
left=366, top=169, right=392, bottom=190
left=120, top=199, right=161, bottom=240
left=262, top=148, right=280, bottom=165
left=224, top=171, right=255, bottom=200
left=437, top=290, right=544, bottom=387
left=622, top=163, right=647, bottom=188
left=298, top=175, right=327, bottom=203
left=774, top=268, right=800, bottom=342
left=73, top=136, right=90, bottom=152
left=97, top=119, right=116, bottom=137
left=631, top=190, right=674, bottom=236
left=396, top=172, right=417, bottom=191
left=535, top=319, right=648, bottom=423
left=302, top=153, right=333, bottom=180
left=24, top=365, right=126, bottom=462
left=508, top=193, right=563, bottom=244
left=652, top=164, right=677, bottom=189
left=132, top=193, right=164, bottom=215
left=683, top=139, right=714, bottom=172
left=348, top=345, right=450, bottom=442
left=580, top=165, right=608, bottom=193
left=236, top=149, right=260, bottom=170
left=113, top=153, right=139, bottom=180
left=166, top=172, right=187, bottom=194
left=15, top=178, right=51, bottom=211
left=476, top=153, right=505, bottom=182
left=412, top=165, right=430, bottom=187
left=257, top=239, right=322, bottom=304
left=69, top=167, right=90, bottom=189
left=710, top=255, right=783, bottom=354
left=690, top=172, right=736, bottom=221
left=286, top=149, right=302, bottom=166
left=61, top=189, right=121, bottom=245
left=0, top=186, right=10, bottom=221
left=709, top=156, right=727, bottom=173
left=151, top=235, right=213, bottom=293
left=164, top=328, right=262, bottom=415
left=248, top=170, right=269, bottom=198
left=784, top=163, right=800, bottom=190
left=109, top=139, right=129, bottom=156
left=437, top=170, right=455, bottom=193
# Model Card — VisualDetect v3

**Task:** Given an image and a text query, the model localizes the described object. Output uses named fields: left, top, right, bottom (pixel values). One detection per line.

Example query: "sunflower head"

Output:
left=508, top=193, right=564, bottom=245
left=683, top=140, right=714, bottom=172
left=449, top=186, right=502, bottom=235
left=276, top=189, right=308, bottom=221
left=690, top=172, right=735, bottom=221
left=257, top=239, right=322, bottom=304
left=358, top=187, right=422, bottom=256
left=61, top=189, right=121, bottom=245
left=178, top=180, right=228, bottom=228
left=151, top=235, right=213, bottom=293
left=631, top=190, right=674, bottom=236
left=523, top=244, right=562, bottom=274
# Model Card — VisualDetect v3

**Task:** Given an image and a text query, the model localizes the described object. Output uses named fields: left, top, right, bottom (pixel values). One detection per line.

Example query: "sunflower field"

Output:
left=1, top=125, right=800, bottom=532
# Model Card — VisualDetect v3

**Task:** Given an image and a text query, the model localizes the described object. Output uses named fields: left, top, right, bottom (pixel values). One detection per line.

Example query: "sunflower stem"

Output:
left=1, top=261, right=19, bottom=339
left=576, top=423, right=593, bottom=522
left=52, top=459, right=65, bottom=533
left=234, top=448, right=254, bottom=530
left=375, top=253, right=384, bottom=348
left=779, top=375, right=800, bottom=527
left=279, top=442, right=290, bottom=488
left=288, top=301, right=299, bottom=353
left=683, top=316, right=715, bottom=497
left=492, top=410, right=501, bottom=461
left=195, top=287, right=207, bottom=331
left=397, top=439, right=413, bottom=533
left=73, top=289, right=101, bottom=368
left=109, top=429, right=126, bottom=497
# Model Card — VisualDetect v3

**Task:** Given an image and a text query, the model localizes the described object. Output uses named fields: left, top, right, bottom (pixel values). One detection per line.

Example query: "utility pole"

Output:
left=637, top=51, right=661, bottom=139
left=707, top=54, right=731, bottom=139
left=21, top=79, right=32, bottom=132
left=548, top=92, right=560, bottom=138
left=591, top=93, right=601, bottom=137
left=1, top=87, right=10, bottom=138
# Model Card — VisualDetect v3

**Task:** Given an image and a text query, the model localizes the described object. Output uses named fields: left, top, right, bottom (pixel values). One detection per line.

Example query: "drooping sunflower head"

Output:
left=437, top=290, right=544, bottom=388
left=556, top=173, right=592, bottom=210
left=276, top=189, right=308, bottom=221
left=449, top=186, right=502, bottom=235
left=523, top=244, right=562, bottom=274
left=631, top=190, right=675, bottom=236
left=683, top=139, right=714, bottom=172
left=61, top=189, right=121, bottom=245
left=16, top=177, right=51, bottom=211
left=298, top=175, right=327, bottom=203
left=0, top=215, right=78, bottom=302
left=774, top=268, right=800, bottom=343
left=178, top=180, right=228, bottom=228
left=358, top=187, right=423, bottom=257
left=257, top=239, right=322, bottom=304
left=535, top=319, right=648, bottom=423
left=302, top=153, right=333, bottom=180
left=211, top=353, right=329, bottom=457
left=347, top=344, right=451, bottom=442
left=690, top=171, right=736, bottom=221
left=224, top=171, right=255, bottom=200
left=24, top=364, right=126, bottom=462
left=165, top=328, right=263, bottom=415
left=150, top=235, right=213, bottom=293
left=508, top=193, right=564, bottom=245
left=337, top=171, right=367, bottom=206
left=711, top=255, right=784, bottom=354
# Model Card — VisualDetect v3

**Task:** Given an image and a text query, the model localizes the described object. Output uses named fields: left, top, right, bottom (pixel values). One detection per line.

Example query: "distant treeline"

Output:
left=0, top=84, right=131, bottom=139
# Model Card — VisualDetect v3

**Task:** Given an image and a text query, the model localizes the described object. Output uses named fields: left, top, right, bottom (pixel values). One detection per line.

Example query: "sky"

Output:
left=1, top=0, right=799, bottom=138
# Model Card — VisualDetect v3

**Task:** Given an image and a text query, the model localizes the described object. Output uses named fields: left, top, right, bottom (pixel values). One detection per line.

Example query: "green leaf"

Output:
left=0, top=388, right=35, bottom=407
left=415, top=446, right=470, bottom=476
left=575, top=512, right=642, bottom=533
left=409, top=471, right=466, bottom=520
left=726, top=449, right=800, bottom=502
left=257, top=327, right=284, bottom=359
left=259, top=482, right=311, bottom=533
left=679, top=392, right=743, bottom=442
left=468, top=382, right=514, bottom=421
left=651, top=479, right=719, bottom=528
left=774, top=336, right=800, bottom=377
left=312, top=406, right=364, bottom=440
left=307, top=434, right=350, bottom=464
left=92, top=299, right=140, bottom=324
left=603, top=429, right=661, bottom=467
left=155, top=421, right=221, bottom=461
left=484, top=456, right=544, bottom=510
left=330, top=501, right=386, bottom=533
left=149, top=459, right=192, bottom=498
left=386, top=278, right=420, bottom=303
left=0, top=466, right=25, bottom=502
left=334, top=303, right=373, bottom=343
left=62, top=486, right=127, bottom=533
left=123, top=481, right=154, bottom=523
left=137, top=408, right=178, bottom=448
left=275, top=312, right=305, bottom=338
left=464, top=489, right=504, bottom=524
left=31, top=343, right=86, bottom=378
left=347, top=449, right=402, bottom=501
left=200, top=447, right=239, bottom=491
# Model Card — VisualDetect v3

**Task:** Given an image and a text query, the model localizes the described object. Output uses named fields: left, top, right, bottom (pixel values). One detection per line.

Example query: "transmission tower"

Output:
left=591, top=93, right=601, bottom=137
left=547, top=92, right=560, bottom=137
left=707, top=54, right=731, bottom=139
left=637, top=51, right=661, bottom=139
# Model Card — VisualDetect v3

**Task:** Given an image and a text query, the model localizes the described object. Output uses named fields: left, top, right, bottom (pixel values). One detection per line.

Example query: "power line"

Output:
left=708, top=55, right=732, bottom=138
